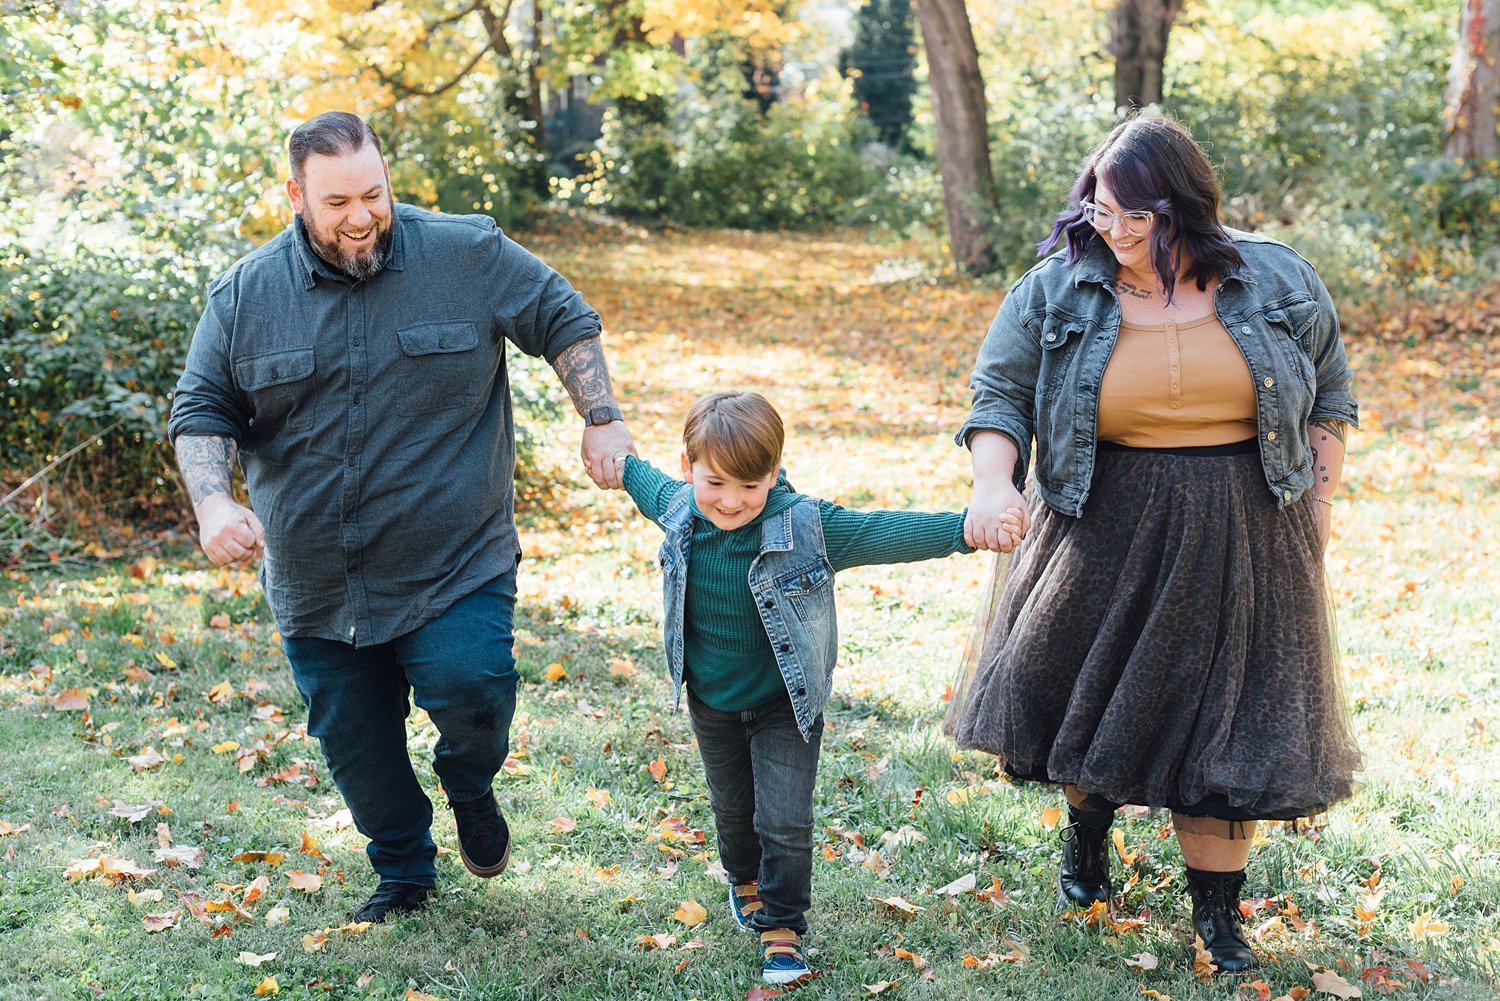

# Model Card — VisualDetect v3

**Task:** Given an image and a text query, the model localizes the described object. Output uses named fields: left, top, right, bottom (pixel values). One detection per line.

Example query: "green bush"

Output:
left=558, top=94, right=894, bottom=230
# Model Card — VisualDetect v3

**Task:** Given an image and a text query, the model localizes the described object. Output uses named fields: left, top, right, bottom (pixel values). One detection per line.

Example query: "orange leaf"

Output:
left=544, top=663, right=567, bottom=683
left=893, top=948, right=926, bottom=970
left=142, top=910, right=180, bottom=933
left=231, top=851, right=286, bottom=866
left=672, top=899, right=708, bottom=927
left=869, top=895, right=923, bottom=916
left=1040, top=806, right=1061, bottom=830
left=253, top=977, right=279, bottom=996
left=287, top=870, right=323, bottom=892
left=550, top=816, right=577, bottom=833
left=51, top=689, right=90, bottom=711
left=585, top=788, right=612, bottom=809
left=647, top=756, right=667, bottom=783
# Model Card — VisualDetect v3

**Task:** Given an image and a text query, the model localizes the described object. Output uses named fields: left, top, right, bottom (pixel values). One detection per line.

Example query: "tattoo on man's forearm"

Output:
left=176, top=435, right=237, bottom=506
left=551, top=337, right=616, bottom=415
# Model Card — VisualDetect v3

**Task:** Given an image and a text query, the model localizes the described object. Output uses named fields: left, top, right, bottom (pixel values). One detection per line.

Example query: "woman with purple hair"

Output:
left=946, top=113, right=1361, bottom=974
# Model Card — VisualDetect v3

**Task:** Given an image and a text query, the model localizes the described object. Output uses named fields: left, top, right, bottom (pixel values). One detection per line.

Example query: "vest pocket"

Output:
left=776, top=561, right=833, bottom=624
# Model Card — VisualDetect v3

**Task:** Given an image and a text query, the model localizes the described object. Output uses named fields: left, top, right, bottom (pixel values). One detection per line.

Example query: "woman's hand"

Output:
left=966, top=481, right=1030, bottom=553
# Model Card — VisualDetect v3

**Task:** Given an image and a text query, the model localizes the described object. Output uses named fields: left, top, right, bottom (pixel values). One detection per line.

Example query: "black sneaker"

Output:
left=450, top=790, right=511, bottom=877
left=352, top=880, right=432, bottom=923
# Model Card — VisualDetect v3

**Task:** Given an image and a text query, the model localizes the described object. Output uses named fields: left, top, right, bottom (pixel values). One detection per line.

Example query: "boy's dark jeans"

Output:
left=687, top=690, right=823, bottom=935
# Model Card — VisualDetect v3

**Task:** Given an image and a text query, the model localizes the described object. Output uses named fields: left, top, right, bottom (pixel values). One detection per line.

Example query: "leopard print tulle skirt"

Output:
left=947, top=443, right=1362, bottom=821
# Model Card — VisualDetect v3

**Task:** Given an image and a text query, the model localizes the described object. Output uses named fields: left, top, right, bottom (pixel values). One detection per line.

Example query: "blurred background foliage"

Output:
left=1, top=0, right=1493, bottom=551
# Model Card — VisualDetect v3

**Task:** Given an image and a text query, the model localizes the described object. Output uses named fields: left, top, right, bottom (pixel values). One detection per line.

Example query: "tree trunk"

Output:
left=913, top=0, right=998, bottom=276
left=1445, top=0, right=1500, bottom=160
left=1112, top=0, right=1183, bottom=110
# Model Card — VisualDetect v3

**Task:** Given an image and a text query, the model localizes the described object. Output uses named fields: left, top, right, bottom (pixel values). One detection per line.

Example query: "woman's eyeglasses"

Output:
left=1080, top=202, right=1154, bottom=237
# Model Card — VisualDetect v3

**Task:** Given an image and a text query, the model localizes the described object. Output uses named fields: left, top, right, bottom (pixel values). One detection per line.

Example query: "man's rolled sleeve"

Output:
left=953, top=291, right=1039, bottom=492
left=490, top=231, right=601, bottom=362
left=167, top=297, right=250, bottom=445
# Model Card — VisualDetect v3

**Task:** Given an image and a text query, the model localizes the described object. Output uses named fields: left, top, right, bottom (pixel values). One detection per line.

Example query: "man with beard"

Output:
left=168, top=111, right=636, bottom=923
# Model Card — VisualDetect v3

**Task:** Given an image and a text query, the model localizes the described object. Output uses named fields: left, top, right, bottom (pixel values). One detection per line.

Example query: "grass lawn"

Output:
left=2, top=221, right=1497, bottom=1000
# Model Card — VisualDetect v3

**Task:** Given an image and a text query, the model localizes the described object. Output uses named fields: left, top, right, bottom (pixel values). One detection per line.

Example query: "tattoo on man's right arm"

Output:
left=176, top=435, right=237, bottom=506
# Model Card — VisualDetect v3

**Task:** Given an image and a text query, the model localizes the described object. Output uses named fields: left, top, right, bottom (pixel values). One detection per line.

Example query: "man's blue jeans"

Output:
left=281, top=571, right=519, bottom=886
left=687, top=690, right=823, bottom=935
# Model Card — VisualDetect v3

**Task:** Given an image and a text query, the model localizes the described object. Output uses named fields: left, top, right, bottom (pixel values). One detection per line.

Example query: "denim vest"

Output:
left=658, top=485, right=837, bottom=740
left=955, top=229, right=1360, bottom=516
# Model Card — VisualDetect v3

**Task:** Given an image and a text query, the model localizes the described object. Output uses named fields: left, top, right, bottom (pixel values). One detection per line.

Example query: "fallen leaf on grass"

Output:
left=1040, top=806, right=1062, bottom=830
left=646, top=756, right=667, bottom=783
left=585, top=788, right=612, bottom=809
left=608, top=657, right=638, bottom=680
left=142, top=910, right=180, bottom=932
left=550, top=817, right=577, bottom=834
left=65, top=855, right=155, bottom=882
left=231, top=851, right=286, bottom=865
left=745, top=987, right=782, bottom=1001
left=127, top=889, right=164, bottom=907
left=0, top=821, right=30, bottom=837
left=404, top=992, right=440, bottom=1001
left=51, top=689, right=90, bottom=711
left=869, top=895, right=922, bottom=915
left=1191, top=935, right=1217, bottom=980
left=934, top=873, right=976, bottom=896
left=128, top=748, right=166, bottom=772
left=1404, top=959, right=1435, bottom=983
left=1124, top=952, right=1159, bottom=971
left=238, top=951, right=277, bottom=967
left=1139, top=989, right=1172, bottom=1000
left=863, top=981, right=897, bottom=994
left=253, top=976, right=278, bottom=996
left=242, top=874, right=269, bottom=904
left=544, top=663, right=567, bottom=683
left=638, top=933, right=677, bottom=950
left=1113, top=828, right=1139, bottom=864
left=211, top=741, right=240, bottom=754
left=286, top=870, right=322, bottom=892
left=893, top=948, right=925, bottom=969
left=1310, top=969, right=1362, bottom=998
left=265, top=903, right=290, bottom=926
left=106, top=800, right=161, bottom=822
left=1409, top=910, right=1449, bottom=939
left=206, top=681, right=235, bottom=703
left=672, top=900, right=707, bottom=927
left=153, top=845, right=203, bottom=869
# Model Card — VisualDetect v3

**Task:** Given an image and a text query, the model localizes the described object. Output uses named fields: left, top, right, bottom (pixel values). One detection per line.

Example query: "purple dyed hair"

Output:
left=1037, top=113, right=1244, bottom=304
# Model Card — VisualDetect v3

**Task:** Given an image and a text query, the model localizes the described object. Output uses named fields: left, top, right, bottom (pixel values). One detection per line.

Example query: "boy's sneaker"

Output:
left=729, top=881, right=763, bottom=932
left=759, top=928, right=811, bottom=984
left=450, top=790, right=511, bottom=878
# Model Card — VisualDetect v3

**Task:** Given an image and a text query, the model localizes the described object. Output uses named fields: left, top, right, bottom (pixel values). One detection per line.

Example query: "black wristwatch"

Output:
left=585, top=404, right=624, bottom=427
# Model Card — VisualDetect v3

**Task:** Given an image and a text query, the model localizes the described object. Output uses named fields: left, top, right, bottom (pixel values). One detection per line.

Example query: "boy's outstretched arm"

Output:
left=620, top=454, right=686, bottom=529
left=820, top=502, right=993, bottom=572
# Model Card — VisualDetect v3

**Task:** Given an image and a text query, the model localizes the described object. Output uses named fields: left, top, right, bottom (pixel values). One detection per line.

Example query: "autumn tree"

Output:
left=1445, top=0, right=1500, bottom=160
left=1111, top=0, right=1183, bottom=110
left=913, top=0, right=998, bottom=275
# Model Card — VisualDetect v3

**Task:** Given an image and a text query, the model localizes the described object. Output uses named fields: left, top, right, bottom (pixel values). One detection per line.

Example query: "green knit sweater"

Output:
left=623, top=456, right=973, bottom=712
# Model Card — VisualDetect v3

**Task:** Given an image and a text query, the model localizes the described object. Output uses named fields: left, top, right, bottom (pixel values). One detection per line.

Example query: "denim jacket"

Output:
left=955, top=228, right=1359, bottom=515
left=659, top=485, right=836, bottom=741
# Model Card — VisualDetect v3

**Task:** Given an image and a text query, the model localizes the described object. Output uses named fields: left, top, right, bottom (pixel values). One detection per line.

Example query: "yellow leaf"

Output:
left=211, top=741, right=240, bottom=754
left=1140, top=989, right=1173, bottom=1001
left=863, top=981, right=898, bottom=995
left=206, top=680, right=234, bottom=703
left=1410, top=910, right=1449, bottom=939
left=672, top=899, right=708, bottom=927
left=869, top=895, right=922, bottom=915
left=253, top=976, right=279, bottom=996
left=155, top=651, right=178, bottom=670
left=544, top=663, right=567, bottom=683
left=1112, top=828, right=1138, bottom=865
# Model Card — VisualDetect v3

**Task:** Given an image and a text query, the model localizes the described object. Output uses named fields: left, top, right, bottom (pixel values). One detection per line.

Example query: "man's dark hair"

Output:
left=1038, top=112, right=1244, bottom=305
left=288, top=112, right=384, bottom=185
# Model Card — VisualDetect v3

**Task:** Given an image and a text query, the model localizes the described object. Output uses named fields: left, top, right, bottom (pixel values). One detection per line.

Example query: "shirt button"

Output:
left=1263, top=377, right=1274, bottom=388
left=347, top=457, right=356, bottom=466
left=1266, top=431, right=1278, bottom=442
left=353, top=339, right=360, bottom=346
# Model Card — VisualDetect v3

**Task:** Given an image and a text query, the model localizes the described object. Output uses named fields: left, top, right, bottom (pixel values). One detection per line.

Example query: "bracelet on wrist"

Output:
left=1310, top=495, right=1334, bottom=507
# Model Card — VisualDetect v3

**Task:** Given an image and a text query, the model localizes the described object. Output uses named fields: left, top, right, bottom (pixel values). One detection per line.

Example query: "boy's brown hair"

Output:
left=682, top=391, right=784, bottom=481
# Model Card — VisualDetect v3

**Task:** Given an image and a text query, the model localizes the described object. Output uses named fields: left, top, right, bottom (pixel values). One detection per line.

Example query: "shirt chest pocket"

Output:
left=395, top=321, right=483, bottom=416
left=235, top=347, right=316, bottom=431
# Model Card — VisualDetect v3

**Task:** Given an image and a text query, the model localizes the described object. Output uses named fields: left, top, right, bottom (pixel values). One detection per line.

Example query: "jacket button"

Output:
left=1263, top=377, right=1274, bottom=388
left=1266, top=431, right=1277, bottom=442
left=763, top=599, right=774, bottom=608
left=797, top=688, right=806, bottom=696
left=1241, top=325, right=1252, bottom=335
left=779, top=643, right=790, bottom=653
left=1045, top=332, right=1057, bottom=342
left=1283, top=490, right=1292, bottom=501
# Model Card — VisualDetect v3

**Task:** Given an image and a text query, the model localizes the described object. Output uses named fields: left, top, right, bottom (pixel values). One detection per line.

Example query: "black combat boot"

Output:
left=1185, top=867, right=1258, bottom=973
left=1057, top=805, right=1113, bottom=908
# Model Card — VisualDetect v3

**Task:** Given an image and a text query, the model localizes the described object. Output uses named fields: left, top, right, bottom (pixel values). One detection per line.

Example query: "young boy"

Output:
left=619, top=390, right=991, bottom=985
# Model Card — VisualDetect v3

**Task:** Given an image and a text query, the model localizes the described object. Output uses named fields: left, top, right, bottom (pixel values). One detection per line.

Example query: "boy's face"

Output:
left=681, top=452, right=778, bottom=531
